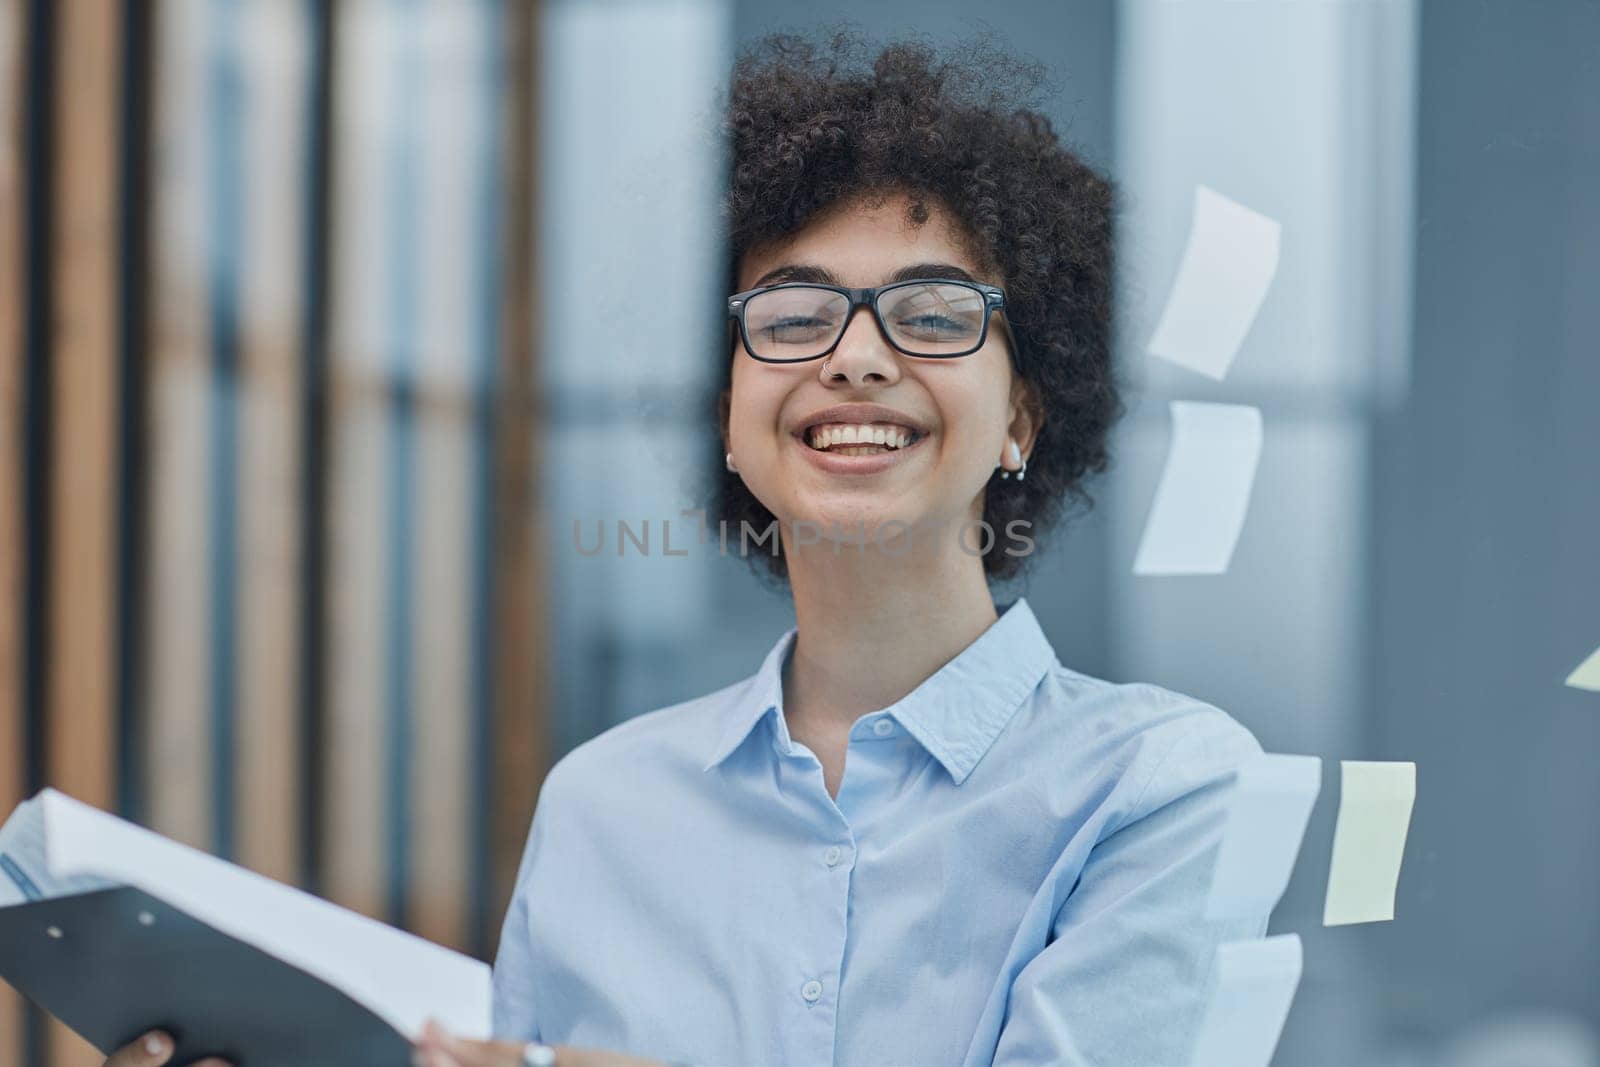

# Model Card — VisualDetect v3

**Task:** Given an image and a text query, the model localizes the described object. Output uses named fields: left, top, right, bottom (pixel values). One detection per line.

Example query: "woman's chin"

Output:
left=776, top=507, right=942, bottom=557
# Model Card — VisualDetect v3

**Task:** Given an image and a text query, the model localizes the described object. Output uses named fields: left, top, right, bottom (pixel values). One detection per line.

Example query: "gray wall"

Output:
left=1370, top=0, right=1600, bottom=1052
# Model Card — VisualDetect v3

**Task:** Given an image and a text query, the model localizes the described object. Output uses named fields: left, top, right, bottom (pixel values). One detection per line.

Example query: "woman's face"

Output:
left=726, top=191, right=1034, bottom=546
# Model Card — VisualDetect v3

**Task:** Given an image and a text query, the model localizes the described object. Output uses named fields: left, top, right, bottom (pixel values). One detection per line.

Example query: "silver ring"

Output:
left=523, top=1042, right=557, bottom=1067
left=822, top=356, right=835, bottom=376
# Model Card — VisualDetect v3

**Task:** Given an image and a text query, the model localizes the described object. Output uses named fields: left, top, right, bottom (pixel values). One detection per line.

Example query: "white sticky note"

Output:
left=1133, top=402, right=1264, bottom=576
left=1147, top=185, right=1282, bottom=380
left=1205, top=754, right=1321, bottom=920
left=1323, top=760, right=1417, bottom=926
left=1566, top=645, right=1600, bottom=691
left=1189, top=935, right=1303, bottom=1067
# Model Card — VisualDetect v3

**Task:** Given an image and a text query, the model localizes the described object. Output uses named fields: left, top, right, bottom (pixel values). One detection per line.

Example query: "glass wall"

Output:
left=541, top=1, right=1600, bottom=1064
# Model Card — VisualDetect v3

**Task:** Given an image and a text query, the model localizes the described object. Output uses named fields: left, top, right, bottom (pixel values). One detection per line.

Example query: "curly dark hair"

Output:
left=712, top=26, right=1120, bottom=582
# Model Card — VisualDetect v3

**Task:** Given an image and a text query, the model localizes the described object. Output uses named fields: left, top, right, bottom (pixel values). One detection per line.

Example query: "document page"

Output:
left=0, top=797, right=115, bottom=907
left=2, top=790, right=491, bottom=1040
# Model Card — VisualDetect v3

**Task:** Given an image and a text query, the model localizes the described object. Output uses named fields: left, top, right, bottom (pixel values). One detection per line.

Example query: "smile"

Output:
left=805, top=422, right=921, bottom=456
left=793, top=422, right=926, bottom=476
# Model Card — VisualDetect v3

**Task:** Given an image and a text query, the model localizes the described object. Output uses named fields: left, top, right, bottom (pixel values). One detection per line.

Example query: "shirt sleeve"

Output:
left=491, top=783, right=554, bottom=1042
left=990, top=712, right=1269, bottom=1067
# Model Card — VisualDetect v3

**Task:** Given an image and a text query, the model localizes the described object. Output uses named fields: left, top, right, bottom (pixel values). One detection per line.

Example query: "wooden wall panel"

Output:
left=47, top=1, right=122, bottom=1062
left=412, top=399, right=472, bottom=950
left=234, top=0, right=308, bottom=887
left=323, top=0, right=390, bottom=924
left=405, top=1, right=504, bottom=955
left=2, top=1, right=551, bottom=1059
left=144, top=0, right=213, bottom=854
left=47, top=0, right=120, bottom=809
left=490, top=0, right=545, bottom=952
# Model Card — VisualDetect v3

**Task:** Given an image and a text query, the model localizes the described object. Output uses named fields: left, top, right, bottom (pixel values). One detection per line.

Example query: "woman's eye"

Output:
left=762, top=317, right=833, bottom=338
left=898, top=315, right=964, bottom=333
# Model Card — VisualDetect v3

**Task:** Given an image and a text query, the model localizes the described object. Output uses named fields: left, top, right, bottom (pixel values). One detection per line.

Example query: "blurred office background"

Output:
left=2, top=1, right=1597, bottom=1066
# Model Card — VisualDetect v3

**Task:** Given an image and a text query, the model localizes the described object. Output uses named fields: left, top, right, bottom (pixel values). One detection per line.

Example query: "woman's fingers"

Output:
left=415, top=1022, right=672, bottom=1067
left=434, top=1032, right=509, bottom=1066
left=413, top=1019, right=527, bottom=1067
left=412, top=1048, right=460, bottom=1067
left=103, top=1031, right=175, bottom=1066
left=412, top=1019, right=464, bottom=1067
left=102, top=1031, right=232, bottom=1067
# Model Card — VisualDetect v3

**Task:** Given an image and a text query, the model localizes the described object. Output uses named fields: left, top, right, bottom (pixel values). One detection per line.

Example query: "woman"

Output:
left=105, top=30, right=1266, bottom=1067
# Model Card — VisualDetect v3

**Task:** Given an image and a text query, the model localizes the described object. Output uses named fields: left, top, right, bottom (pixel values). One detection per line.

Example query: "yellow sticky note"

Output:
left=1566, top=646, right=1600, bottom=691
left=1323, top=760, right=1416, bottom=927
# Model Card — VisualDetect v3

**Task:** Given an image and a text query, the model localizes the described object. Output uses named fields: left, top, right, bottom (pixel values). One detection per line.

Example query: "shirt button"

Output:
left=872, top=718, right=894, bottom=737
left=801, top=979, right=823, bottom=1003
left=824, top=845, right=843, bottom=868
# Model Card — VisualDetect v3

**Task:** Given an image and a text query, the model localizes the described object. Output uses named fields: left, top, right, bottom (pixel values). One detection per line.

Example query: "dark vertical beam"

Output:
left=298, top=0, right=335, bottom=896
left=18, top=0, right=53, bottom=1056
left=114, top=0, right=153, bottom=825
left=19, top=0, right=52, bottom=805
left=2, top=1, right=38, bottom=1061
left=203, top=0, right=243, bottom=862
left=0, top=0, right=16, bottom=1034
left=382, top=0, right=421, bottom=930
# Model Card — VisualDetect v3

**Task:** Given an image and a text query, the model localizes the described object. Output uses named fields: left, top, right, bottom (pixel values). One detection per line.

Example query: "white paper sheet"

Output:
left=1147, top=185, right=1282, bottom=380
left=1189, top=935, right=1303, bottom=1067
left=1323, top=761, right=1417, bottom=926
left=1566, top=644, right=1600, bottom=691
left=1205, top=754, right=1321, bottom=921
left=32, top=789, right=491, bottom=1040
left=1133, top=402, right=1264, bottom=576
left=0, top=798, right=115, bottom=907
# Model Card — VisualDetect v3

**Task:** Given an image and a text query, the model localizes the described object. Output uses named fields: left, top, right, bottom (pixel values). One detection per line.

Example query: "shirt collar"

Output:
left=701, top=597, right=1056, bottom=785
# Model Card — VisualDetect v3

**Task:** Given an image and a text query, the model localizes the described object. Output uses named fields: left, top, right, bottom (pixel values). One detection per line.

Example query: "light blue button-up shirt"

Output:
left=492, top=598, right=1268, bottom=1066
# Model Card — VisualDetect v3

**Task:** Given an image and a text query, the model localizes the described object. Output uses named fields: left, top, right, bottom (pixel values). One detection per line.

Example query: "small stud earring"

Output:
left=725, top=452, right=737, bottom=473
left=997, top=438, right=1024, bottom=480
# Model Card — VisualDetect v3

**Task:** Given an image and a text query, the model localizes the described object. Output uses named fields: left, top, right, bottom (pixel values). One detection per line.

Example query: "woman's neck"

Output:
left=780, top=528, right=1000, bottom=737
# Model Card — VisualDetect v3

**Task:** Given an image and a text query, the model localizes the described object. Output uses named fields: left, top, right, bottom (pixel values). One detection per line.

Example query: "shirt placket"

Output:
left=774, top=711, right=906, bottom=1066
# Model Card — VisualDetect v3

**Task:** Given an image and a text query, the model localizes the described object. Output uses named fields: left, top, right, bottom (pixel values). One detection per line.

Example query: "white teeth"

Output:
left=807, top=422, right=918, bottom=452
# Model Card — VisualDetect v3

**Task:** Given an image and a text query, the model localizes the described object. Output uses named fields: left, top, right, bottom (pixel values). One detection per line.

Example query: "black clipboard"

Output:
left=0, top=886, right=415, bottom=1066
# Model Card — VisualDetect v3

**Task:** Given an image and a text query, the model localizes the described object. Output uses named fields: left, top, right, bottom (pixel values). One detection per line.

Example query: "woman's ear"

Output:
left=1006, top=378, right=1044, bottom=460
left=717, top=387, right=733, bottom=454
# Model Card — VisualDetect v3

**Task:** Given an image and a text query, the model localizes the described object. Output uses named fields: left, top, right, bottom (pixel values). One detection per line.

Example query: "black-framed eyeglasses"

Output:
left=727, top=279, right=1019, bottom=367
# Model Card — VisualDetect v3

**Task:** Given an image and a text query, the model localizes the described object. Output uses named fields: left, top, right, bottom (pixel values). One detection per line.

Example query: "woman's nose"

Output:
left=821, top=307, right=901, bottom=385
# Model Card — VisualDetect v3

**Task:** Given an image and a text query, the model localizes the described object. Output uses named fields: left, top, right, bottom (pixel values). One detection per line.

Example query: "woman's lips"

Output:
left=792, top=429, right=927, bottom=474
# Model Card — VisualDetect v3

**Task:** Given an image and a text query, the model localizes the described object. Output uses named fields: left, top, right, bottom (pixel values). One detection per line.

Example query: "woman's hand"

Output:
left=99, top=1020, right=663, bottom=1067
left=101, top=1030, right=230, bottom=1067
left=412, top=1019, right=671, bottom=1067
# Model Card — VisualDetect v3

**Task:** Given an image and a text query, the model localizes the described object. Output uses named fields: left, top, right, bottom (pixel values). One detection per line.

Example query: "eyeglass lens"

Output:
left=742, top=282, right=989, bottom=361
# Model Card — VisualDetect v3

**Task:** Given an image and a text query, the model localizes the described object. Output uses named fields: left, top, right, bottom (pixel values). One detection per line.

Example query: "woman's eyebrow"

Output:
left=887, top=262, right=981, bottom=285
left=752, top=261, right=982, bottom=287
left=753, top=264, right=839, bottom=287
